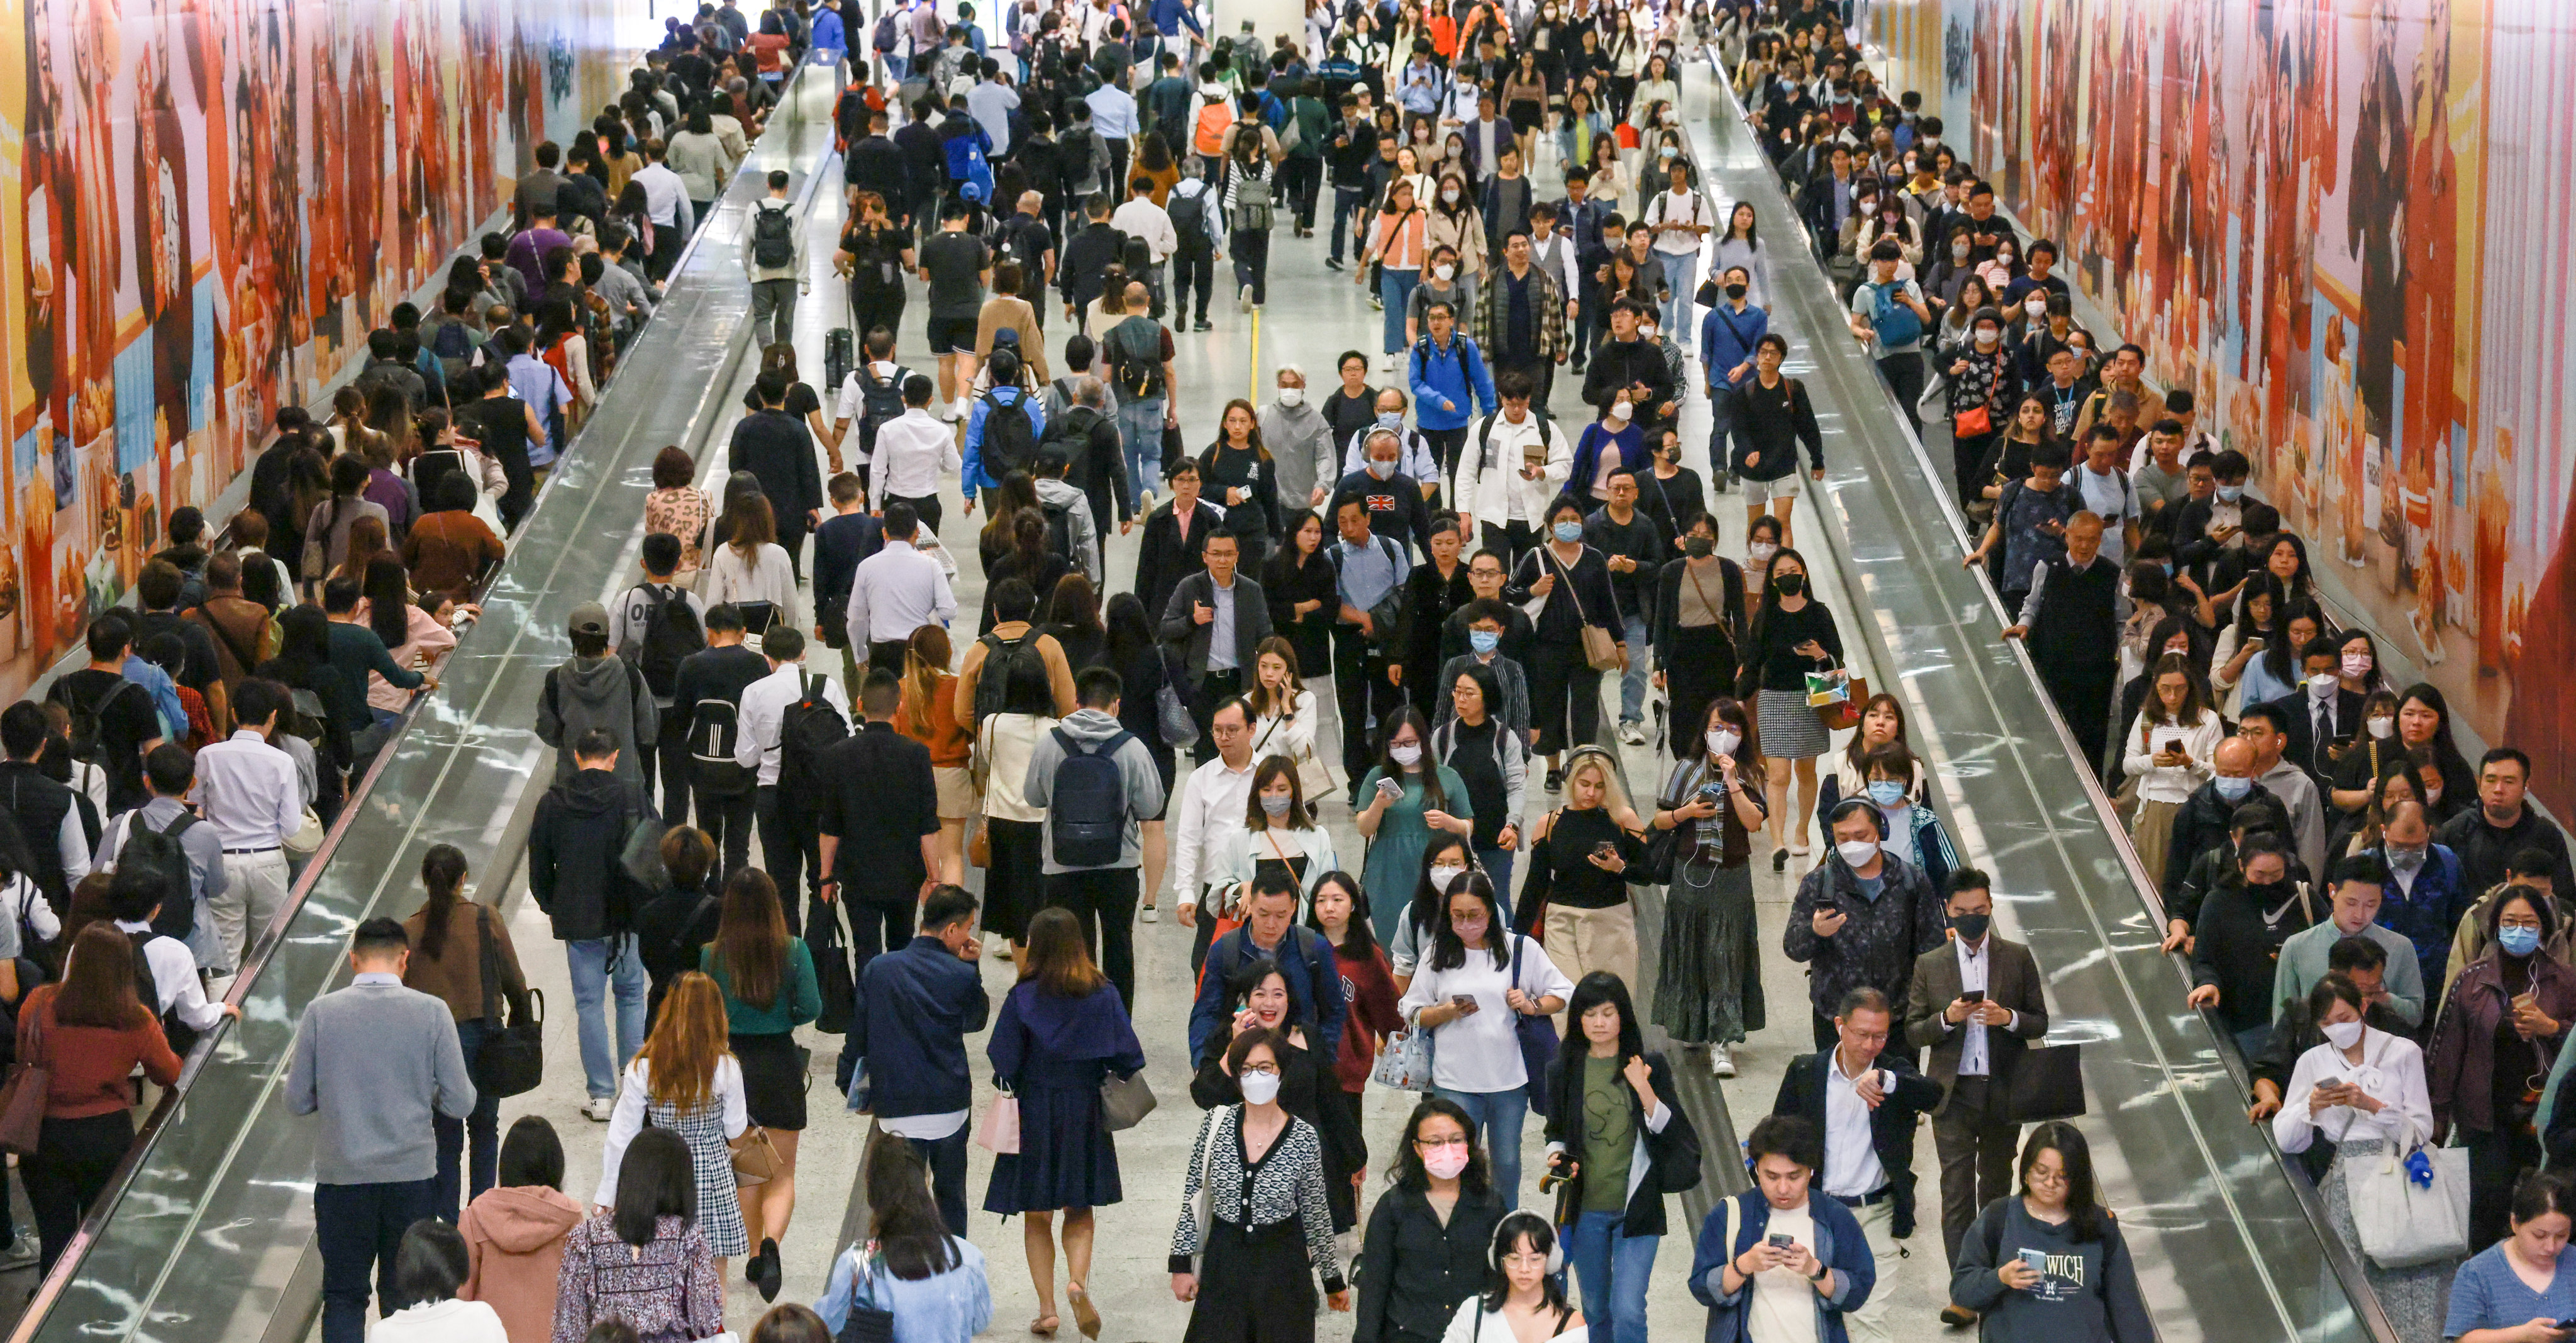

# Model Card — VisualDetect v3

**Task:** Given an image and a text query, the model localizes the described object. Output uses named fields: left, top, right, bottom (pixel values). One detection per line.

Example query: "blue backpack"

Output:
left=1867, top=281, right=1924, bottom=348
left=1047, top=728, right=1135, bottom=867
left=942, top=126, right=994, bottom=204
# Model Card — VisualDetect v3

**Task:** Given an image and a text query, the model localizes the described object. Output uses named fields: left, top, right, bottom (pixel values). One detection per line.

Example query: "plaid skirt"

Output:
left=647, top=1096, right=748, bottom=1257
left=1757, top=688, right=1829, bottom=761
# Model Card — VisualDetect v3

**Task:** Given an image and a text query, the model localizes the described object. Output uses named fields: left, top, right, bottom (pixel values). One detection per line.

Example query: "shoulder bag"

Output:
left=2347, top=1112, right=2469, bottom=1270
left=1543, top=546, right=1624, bottom=671
left=1253, top=707, right=1336, bottom=805
left=1101, top=1067, right=1158, bottom=1130
left=1512, top=934, right=1562, bottom=1117
left=731, top=1124, right=784, bottom=1186
left=0, top=1002, right=50, bottom=1157
left=472, top=906, right=545, bottom=1099
left=834, top=1251, right=897, bottom=1343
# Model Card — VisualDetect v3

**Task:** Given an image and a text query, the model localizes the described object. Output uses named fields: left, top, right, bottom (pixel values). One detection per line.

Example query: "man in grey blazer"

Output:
left=1158, top=530, right=1273, bottom=762
left=1903, top=866, right=2048, bottom=1325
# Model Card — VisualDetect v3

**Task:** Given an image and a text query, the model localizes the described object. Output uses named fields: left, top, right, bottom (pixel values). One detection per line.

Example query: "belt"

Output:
left=225, top=845, right=283, bottom=855
left=1830, top=1186, right=1893, bottom=1208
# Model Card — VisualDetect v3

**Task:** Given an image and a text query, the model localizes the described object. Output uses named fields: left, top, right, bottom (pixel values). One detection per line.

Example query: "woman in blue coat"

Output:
left=1686, top=1114, right=1875, bottom=1343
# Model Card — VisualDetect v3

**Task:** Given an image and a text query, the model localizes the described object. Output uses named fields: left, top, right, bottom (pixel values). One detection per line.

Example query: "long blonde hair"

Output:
left=901, top=625, right=953, bottom=738
left=637, top=971, right=731, bottom=1112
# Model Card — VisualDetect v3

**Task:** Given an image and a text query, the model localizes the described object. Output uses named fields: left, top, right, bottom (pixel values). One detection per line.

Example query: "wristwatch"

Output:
left=1807, top=1264, right=1831, bottom=1283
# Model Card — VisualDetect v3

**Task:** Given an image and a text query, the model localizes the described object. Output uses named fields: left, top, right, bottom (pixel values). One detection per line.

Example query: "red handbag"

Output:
left=1952, top=404, right=1993, bottom=438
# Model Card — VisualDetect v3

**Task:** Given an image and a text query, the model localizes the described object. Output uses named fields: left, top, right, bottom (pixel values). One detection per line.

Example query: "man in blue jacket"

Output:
left=1689, top=1112, right=1875, bottom=1343
left=846, top=884, right=990, bottom=1234
left=1188, top=871, right=1349, bottom=1069
left=1699, top=264, right=1768, bottom=491
left=1406, top=299, right=1497, bottom=499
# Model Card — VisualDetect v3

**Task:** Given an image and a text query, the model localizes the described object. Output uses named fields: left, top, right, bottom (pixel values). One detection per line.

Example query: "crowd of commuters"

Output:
left=10, top=3, right=2568, bottom=1343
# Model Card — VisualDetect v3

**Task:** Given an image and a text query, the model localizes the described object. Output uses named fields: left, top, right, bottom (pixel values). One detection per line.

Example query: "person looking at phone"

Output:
left=2121, top=652, right=2222, bottom=893
left=2272, top=972, right=2450, bottom=1338
left=1785, top=799, right=1948, bottom=1051
left=1945, top=1122, right=2153, bottom=1341
left=1960, top=439, right=2071, bottom=616
left=2440, top=1170, right=2576, bottom=1343
left=1686, top=1113, right=1875, bottom=1342
left=1540, top=972, right=1697, bottom=1343
left=1356, top=706, right=1476, bottom=941
left=2428, top=884, right=2576, bottom=1247
left=1516, top=747, right=1646, bottom=1001
left=1396, top=871, right=1574, bottom=1204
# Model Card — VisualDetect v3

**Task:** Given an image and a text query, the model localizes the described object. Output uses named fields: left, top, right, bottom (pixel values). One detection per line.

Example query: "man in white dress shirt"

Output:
left=630, top=138, right=697, bottom=280
left=1167, top=698, right=1257, bottom=952
left=846, top=499, right=959, bottom=672
left=192, top=680, right=309, bottom=976
left=735, top=627, right=851, bottom=933
left=1111, top=176, right=1180, bottom=316
left=868, top=374, right=963, bottom=535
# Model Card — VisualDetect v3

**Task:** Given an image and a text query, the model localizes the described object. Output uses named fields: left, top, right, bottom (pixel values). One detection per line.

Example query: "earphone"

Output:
left=1491, top=1210, right=1565, bottom=1274
left=1826, top=794, right=1890, bottom=840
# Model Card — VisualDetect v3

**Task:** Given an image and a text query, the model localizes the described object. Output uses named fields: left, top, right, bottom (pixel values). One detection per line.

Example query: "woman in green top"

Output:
left=1356, top=706, right=1476, bottom=939
left=1540, top=972, right=1700, bottom=1343
left=699, top=867, right=819, bottom=1301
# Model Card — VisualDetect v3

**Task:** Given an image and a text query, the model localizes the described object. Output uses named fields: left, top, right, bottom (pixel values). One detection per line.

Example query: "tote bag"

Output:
left=1513, top=935, right=1561, bottom=1116
left=2348, top=1115, right=2469, bottom=1270
left=975, top=1093, right=1022, bottom=1154
left=1370, top=1026, right=1433, bottom=1091
left=1543, top=546, right=1623, bottom=671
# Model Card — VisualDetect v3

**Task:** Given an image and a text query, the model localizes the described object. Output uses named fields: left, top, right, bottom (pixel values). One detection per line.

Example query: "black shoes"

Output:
left=752, top=1237, right=783, bottom=1301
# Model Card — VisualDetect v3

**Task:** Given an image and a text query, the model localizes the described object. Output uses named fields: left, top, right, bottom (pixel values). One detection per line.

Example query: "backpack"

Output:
left=979, top=389, right=1040, bottom=477
left=1867, top=281, right=1924, bottom=348
left=1040, top=497, right=1077, bottom=562
left=1226, top=165, right=1274, bottom=233
left=1041, top=403, right=1108, bottom=468
left=1166, top=185, right=1211, bottom=251
left=775, top=674, right=849, bottom=801
left=1046, top=727, right=1135, bottom=867
left=1107, top=319, right=1163, bottom=399
left=111, top=811, right=197, bottom=932
left=1060, top=127, right=1096, bottom=192
left=943, top=127, right=994, bottom=202
left=131, top=937, right=199, bottom=1057
left=858, top=362, right=911, bottom=442
left=751, top=201, right=797, bottom=268
left=1192, top=101, right=1232, bottom=156
left=971, top=630, right=1047, bottom=724
left=688, top=696, right=754, bottom=795
left=824, top=326, right=855, bottom=394
left=872, top=9, right=899, bottom=50
left=619, top=586, right=705, bottom=698
left=60, top=678, right=138, bottom=766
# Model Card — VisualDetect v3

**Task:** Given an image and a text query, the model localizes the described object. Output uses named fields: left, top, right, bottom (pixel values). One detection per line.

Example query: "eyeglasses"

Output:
left=1238, top=1062, right=1281, bottom=1078
left=1414, top=1134, right=1470, bottom=1149
left=2024, top=1166, right=2068, bottom=1188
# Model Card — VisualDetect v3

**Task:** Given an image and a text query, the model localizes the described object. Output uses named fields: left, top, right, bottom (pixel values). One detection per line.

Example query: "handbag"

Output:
left=1253, top=710, right=1337, bottom=802
left=284, top=806, right=326, bottom=859
left=1101, top=1069, right=1158, bottom=1130
left=730, top=1125, right=784, bottom=1186
left=975, top=1093, right=1022, bottom=1153
left=1370, top=1025, right=1433, bottom=1091
left=2348, top=1115, right=2470, bottom=1270
left=1805, top=657, right=1867, bottom=733
left=809, top=908, right=857, bottom=1035
left=472, top=906, right=546, bottom=1099
left=1544, top=545, right=1625, bottom=672
left=1951, top=403, right=1992, bottom=438
left=1156, top=669, right=1202, bottom=749
left=834, top=1251, right=897, bottom=1343
left=2003, top=1042, right=2085, bottom=1123
left=0, top=1006, right=51, bottom=1157
left=1513, top=934, right=1561, bottom=1117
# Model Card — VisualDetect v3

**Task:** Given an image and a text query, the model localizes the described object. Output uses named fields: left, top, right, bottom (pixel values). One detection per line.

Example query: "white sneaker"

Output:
left=1141, top=904, right=1160, bottom=923
left=1617, top=720, right=1648, bottom=746
left=1711, top=1043, right=1736, bottom=1078
left=0, top=1231, right=39, bottom=1268
left=1239, top=283, right=1256, bottom=313
left=582, top=1095, right=617, bottom=1123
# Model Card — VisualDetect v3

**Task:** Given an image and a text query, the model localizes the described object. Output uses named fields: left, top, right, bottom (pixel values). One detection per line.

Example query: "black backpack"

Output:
left=1040, top=404, right=1106, bottom=471
left=619, top=586, right=705, bottom=699
left=1040, top=498, right=1077, bottom=562
left=1107, top=320, right=1163, bottom=399
left=688, top=696, right=753, bottom=795
left=60, top=677, right=139, bottom=766
left=980, top=389, right=1040, bottom=477
left=1167, top=184, right=1209, bottom=247
left=859, top=363, right=910, bottom=443
left=971, top=631, right=1046, bottom=724
left=776, top=674, right=848, bottom=800
left=113, top=811, right=197, bottom=932
left=751, top=201, right=797, bottom=268
left=872, top=9, right=898, bottom=50
left=1046, top=727, right=1134, bottom=867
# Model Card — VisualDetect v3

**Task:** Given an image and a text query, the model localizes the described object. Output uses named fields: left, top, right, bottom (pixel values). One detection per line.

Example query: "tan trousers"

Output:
left=1543, top=903, right=1639, bottom=1008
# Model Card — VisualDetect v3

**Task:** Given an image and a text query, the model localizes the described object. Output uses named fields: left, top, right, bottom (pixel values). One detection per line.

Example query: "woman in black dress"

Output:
left=1504, top=496, right=1626, bottom=794
left=1189, top=954, right=1367, bottom=1231
left=1265, top=510, right=1339, bottom=690
left=1201, top=399, right=1282, bottom=571
left=1170, top=1027, right=1349, bottom=1343
left=988, top=908, right=1148, bottom=1339
left=1401, top=514, right=1475, bottom=719
left=1652, top=510, right=1746, bottom=759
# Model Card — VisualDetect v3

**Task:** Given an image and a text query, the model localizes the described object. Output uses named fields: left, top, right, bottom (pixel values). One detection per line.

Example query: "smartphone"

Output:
left=2021, top=1250, right=2046, bottom=1278
left=1450, top=994, right=1479, bottom=1014
left=1593, top=841, right=1619, bottom=860
left=1961, top=989, right=1985, bottom=1004
left=1767, top=1234, right=1796, bottom=1251
left=1699, top=781, right=1726, bottom=800
left=2158, top=734, right=2184, bottom=755
left=1375, top=777, right=1405, bottom=800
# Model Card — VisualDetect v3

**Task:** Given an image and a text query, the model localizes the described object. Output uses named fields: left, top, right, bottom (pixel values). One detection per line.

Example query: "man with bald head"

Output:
left=2159, top=735, right=2282, bottom=919
left=2362, top=800, right=2471, bottom=999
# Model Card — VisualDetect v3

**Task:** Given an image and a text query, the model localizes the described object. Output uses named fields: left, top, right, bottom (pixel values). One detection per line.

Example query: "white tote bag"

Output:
left=2346, top=1115, right=2469, bottom=1270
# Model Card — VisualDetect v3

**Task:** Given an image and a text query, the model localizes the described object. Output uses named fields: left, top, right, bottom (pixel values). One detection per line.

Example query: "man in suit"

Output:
left=1131, top=457, right=1223, bottom=620
left=814, top=669, right=942, bottom=981
left=1157, top=530, right=1272, bottom=762
left=1771, top=986, right=1944, bottom=1343
left=2270, top=633, right=2364, bottom=787
left=1902, top=869, right=2048, bottom=1327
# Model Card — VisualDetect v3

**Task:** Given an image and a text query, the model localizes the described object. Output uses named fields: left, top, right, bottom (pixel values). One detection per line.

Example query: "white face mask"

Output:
left=1237, top=1069, right=1284, bottom=1105
left=2025, top=298, right=2046, bottom=316
left=1707, top=728, right=1740, bottom=757
left=2320, top=1020, right=2364, bottom=1050
left=1836, top=839, right=1882, bottom=868
left=1951, top=242, right=1970, bottom=260
left=1607, top=401, right=1633, bottom=422
left=1389, top=742, right=1423, bottom=767
left=2307, top=672, right=2339, bottom=698
left=1748, top=540, right=1779, bottom=561
left=1276, top=386, right=1305, bottom=408
left=2367, top=715, right=2395, bottom=740
left=1434, top=263, right=1457, bottom=281
left=1441, top=187, right=1460, bottom=204
left=1973, top=328, right=2000, bottom=346
left=1428, top=863, right=1467, bottom=891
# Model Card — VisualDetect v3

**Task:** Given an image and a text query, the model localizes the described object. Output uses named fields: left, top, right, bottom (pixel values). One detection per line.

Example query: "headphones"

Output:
left=1491, top=1210, right=1565, bottom=1275
left=1826, top=794, right=1890, bottom=840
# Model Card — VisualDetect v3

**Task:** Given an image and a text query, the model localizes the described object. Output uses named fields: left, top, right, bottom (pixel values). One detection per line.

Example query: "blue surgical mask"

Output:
left=2213, top=774, right=2253, bottom=801
left=1469, top=629, right=1501, bottom=654
left=1865, top=780, right=1906, bottom=807
left=1552, top=521, right=1584, bottom=543
left=2501, top=925, right=2543, bottom=959
left=2216, top=484, right=2244, bottom=503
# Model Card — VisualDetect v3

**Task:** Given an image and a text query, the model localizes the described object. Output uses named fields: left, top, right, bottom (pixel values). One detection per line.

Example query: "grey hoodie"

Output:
left=1034, top=475, right=1103, bottom=585
left=1259, top=397, right=1338, bottom=510
left=1020, top=707, right=1167, bottom=874
left=536, top=654, right=659, bottom=792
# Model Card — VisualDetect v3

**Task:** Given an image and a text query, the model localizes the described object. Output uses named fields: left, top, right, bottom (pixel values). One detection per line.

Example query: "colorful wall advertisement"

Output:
left=1870, top=0, right=2576, bottom=819
left=0, top=0, right=629, bottom=696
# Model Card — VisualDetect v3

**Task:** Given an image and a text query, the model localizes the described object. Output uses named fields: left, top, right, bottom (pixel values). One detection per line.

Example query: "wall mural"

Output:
left=0, top=0, right=625, bottom=696
left=1868, top=0, right=2576, bottom=819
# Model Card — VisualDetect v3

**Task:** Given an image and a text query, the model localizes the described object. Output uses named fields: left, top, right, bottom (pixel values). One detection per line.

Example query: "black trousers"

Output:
left=850, top=287, right=907, bottom=346
left=1230, top=229, right=1272, bottom=305
left=866, top=638, right=913, bottom=673
left=1172, top=245, right=1216, bottom=325
left=775, top=513, right=810, bottom=583
left=904, top=1126, right=972, bottom=1237
left=1496, top=358, right=1554, bottom=415
left=847, top=894, right=918, bottom=985
left=1106, top=139, right=1131, bottom=200
left=2037, top=657, right=2118, bottom=779
left=1480, top=520, right=1541, bottom=569
left=1422, top=425, right=1469, bottom=498
left=1330, top=186, right=1371, bottom=262
left=885, top=491, right=943, bottom=540
left=755, top=784, right=819, bottom=933
left=24, top=1112, right=135, bottom=1276
left=314, top=1178, right=440, bottom=1343
left=1874, top=351, right=1925, bottom=420
left=1331, top=622, right=1403, bottom=790
left=1280, top=156, right=1323, bottom=229
left=1526, top=638, right=1602, bottom=757
left=1189, top=667, right=1246, bottom=764
left=496, top=449, right=537, bottom=533
left=2466, top=1123, right=2544, bottom=1251
left=1045, top=866, right=1141, bottom=1013
left=653, top=705, right=692, bottom=826
left=696, top=783, right=757, bottom=882
left=1951, top=428, right=1998, bottom=509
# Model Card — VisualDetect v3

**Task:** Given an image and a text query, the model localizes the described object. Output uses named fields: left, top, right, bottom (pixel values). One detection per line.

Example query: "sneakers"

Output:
left=1194, top=320, right=1214, bottom=332
left=1617, top=720, right=1648, bottom=746
left=1141, top=903, right=1160, bottom=923
left=1711, top=1043, right=1736, bottom=1078
left=1240, top=283, right=1256, bottom=312
left=1545, top=768, right=1563, bottom=794
left=1368, top=294, right=1384, bottom=311
left=1325, top=257, right=1345, bottom=271
left=582, top=1095, right=617, bottom=1122
left=0, top=1232, right=39, bottom=1269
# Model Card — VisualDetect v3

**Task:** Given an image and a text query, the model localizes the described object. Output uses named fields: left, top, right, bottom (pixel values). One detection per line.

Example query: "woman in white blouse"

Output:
left=700, top=489, right=802, bottom=637
left=1397, top=872, right=1574, bottom=1206
left=1206, top=759, right=1343, bottom=922
left=1246, top=637, right=1321, bottom=777
left=2120, top=652, right=2223, bottom=891
left=2272, top=972, right=2452, bottom=1340
left=1441, top=1211, right=1587, bottom=1343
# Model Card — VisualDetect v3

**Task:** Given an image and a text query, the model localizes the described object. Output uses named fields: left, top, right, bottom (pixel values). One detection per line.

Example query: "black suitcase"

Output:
left=824, top=326, right=855, bottom=394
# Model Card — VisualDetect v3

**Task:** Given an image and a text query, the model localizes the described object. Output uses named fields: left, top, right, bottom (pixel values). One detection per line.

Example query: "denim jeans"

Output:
left=1657, top=250, right=1699, bottom=345
left=433, top=1017, right=500, bottom=1216
left=1618, top=613, right=1652, bottom=724
left=1117, top=397, right=1167, bottom=511
left=1434, top=1084, right=1528, bottom=1205
left=1565, top=1209, right=1659, bottom=1343
left=1381, top=268, right=1421, bottom=354
left=1330, top=186, right=1370, bottom=262
left=1475, top=846, right=1518, bottom=917
left=315, top=1178, right=440, bottom=1343
left=565, top=935, right=647, bottom=1098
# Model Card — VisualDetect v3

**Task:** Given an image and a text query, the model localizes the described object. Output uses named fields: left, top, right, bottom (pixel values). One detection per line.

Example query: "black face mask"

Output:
left=1774, top=573, right=1805, bottom=597
left=1725, top=283, right=1748, bottom=299
left=1684, top=536, right=1715, bottom=559
left=1950, top=912, right=1990, bottom=943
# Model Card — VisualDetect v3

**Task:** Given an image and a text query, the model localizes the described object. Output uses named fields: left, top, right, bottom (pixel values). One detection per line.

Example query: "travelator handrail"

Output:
left=1691, top=57, right=2397, bottom=1343
left=1, top=64, right=843, bottom=1343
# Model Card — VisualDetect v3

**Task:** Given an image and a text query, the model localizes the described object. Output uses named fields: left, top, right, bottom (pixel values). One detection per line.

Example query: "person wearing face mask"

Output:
left=2155, top=733, right=2290, bottom=917
left=1648, top=696, right=1770, bottom=1075
left=1785, top=800, right=1947, bottom=1052
left=2362, top=800, right=2472, bottom=994
left=2181, top=835, right=2321, bottom=1053
left=1341, top=386, right=1448, bottom=504
left=1943, top=307, right=2021, bottom=512
left=2272, top=855, right=2431, bottom=1031
left=1169, top=1027, right=1353, bottom=1332
left=2271, top=972, right=2448, bottom=1340
left=1353, top=1098, right=1509, bottom=1343
left=1506, top=498, right=1628, bottom=794
left=1853, top=745, right=1958, bottom=890
left=1189, top=956, right=1367, bottom=1230
left=1263, top=366, right=1341, bottom=516
left=1397, top=872, right=1574, bottom=1204
left=2273, top=634, right=2367, bottom=788
left=2428, top=884, right=2576, bottom=1247
left=1730, top=333, right=1826, bottom=548
left=1650, top=512, right=1747, bottom=758
left=1582, top=298, right=1680, bottom=426
left=1541, top=973, right=1700, bottom=1343
left=2448, top=850, right=2570, bottom=989
left=1699, top=265, right=1768, bottom=486
left=2000, top=510, right=2123, bottom=778
left=1431, top=662, right=1529, bottom=896
left=2248, top=937, right=2406, bottom=1144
